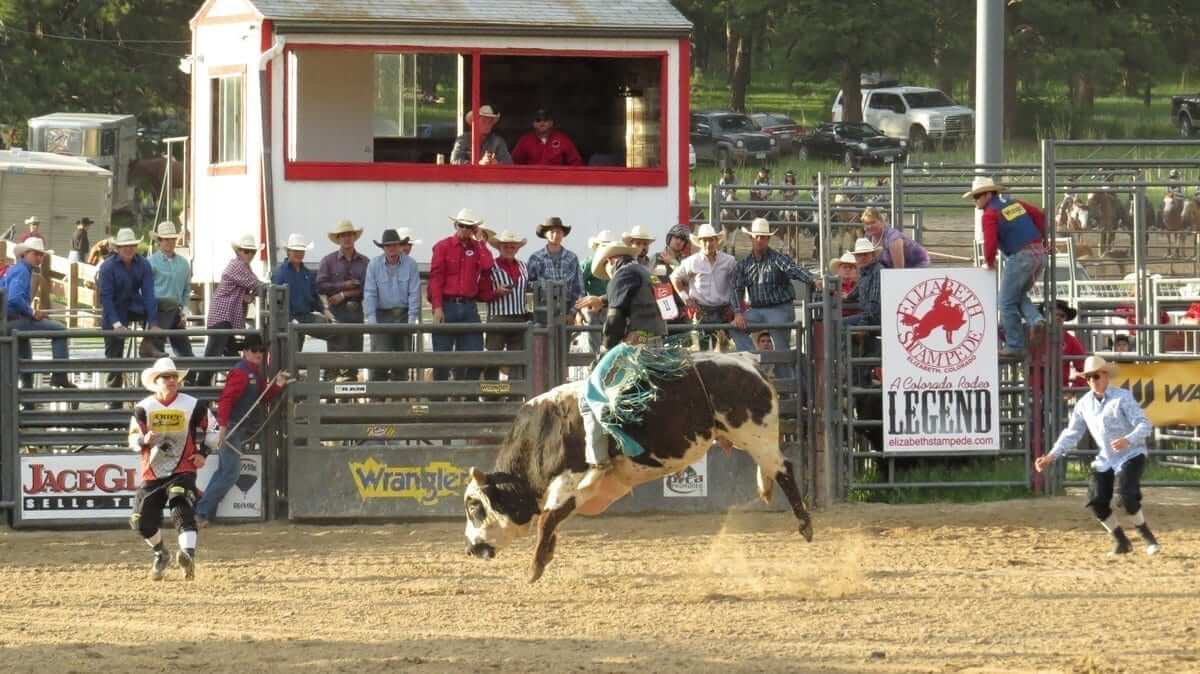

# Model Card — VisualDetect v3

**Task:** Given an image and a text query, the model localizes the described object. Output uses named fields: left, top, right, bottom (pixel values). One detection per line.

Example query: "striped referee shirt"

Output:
left=488, top=258, right=529, bottom=318
left=731, top=247, right=815, bottom=310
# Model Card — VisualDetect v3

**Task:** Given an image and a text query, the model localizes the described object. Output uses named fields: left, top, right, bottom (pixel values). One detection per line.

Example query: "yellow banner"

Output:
left=348, top=458, right=467, bottom=506
left=1113, top=361, right=1200, bottom=427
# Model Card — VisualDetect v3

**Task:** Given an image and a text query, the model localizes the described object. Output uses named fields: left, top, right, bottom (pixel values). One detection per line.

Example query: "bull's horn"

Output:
left=469, top=467, right=488, bottom=486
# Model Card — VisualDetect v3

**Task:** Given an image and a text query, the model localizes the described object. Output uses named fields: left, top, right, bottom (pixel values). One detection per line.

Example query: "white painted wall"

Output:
left=295, top=50, right=374, bottom=162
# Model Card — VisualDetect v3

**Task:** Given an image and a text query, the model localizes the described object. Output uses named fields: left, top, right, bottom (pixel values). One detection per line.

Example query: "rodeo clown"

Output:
left=128, top=357, right=216, bottom=580
left=1036, top=355, right=1161, bottom=556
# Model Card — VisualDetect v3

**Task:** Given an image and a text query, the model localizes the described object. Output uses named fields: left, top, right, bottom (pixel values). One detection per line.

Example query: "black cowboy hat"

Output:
left=76, top=217, right=94, bottom=226
left=1040, top=299, right=1078, bottom=322
left=237, top=334, right=266, bottom=352
left=374, top=228, right=415, bottom=247
left=533, top=108, right=553, bottom=121
left=536, top=216, right=571, bottom=238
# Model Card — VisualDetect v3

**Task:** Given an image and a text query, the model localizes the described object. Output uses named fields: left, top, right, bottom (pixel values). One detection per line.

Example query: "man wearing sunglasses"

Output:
left=427, top=208, right=496, bottom=382
left=511, top=108, right=582, bottom=166
left=1036, top=355, right=1160, bottom=556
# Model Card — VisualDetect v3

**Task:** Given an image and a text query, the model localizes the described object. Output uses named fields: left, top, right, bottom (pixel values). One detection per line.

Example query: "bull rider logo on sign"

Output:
left=881, top=269, right=1001, bottom=452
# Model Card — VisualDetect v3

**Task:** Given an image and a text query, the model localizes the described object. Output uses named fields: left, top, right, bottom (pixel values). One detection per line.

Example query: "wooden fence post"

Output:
left=67, top=262, right=80, bottom=328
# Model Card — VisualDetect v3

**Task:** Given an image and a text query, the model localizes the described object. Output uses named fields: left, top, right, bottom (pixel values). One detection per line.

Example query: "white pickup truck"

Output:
left=832, top=86, right=974, bottom=149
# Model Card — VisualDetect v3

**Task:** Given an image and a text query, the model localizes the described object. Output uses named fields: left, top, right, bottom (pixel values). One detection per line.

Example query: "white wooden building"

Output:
left=187, top=0, right=692, bottom=281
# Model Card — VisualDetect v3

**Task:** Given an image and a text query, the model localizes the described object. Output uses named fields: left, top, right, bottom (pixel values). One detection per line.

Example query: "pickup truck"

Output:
left=832, top=86, right=973, bottom=149
left=1171, top=94, right=1200, bottom=136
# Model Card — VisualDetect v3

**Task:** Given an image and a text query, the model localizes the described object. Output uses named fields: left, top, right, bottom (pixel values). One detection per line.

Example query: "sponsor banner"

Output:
left=20, top=453, right=262, bottom=522
left=663, top=455, right=707, bottom=497
left=881, top=269, right=1001, bottom=452
left=349, top=457, right=468, bottom=506
left=1115, top=361, right=1200, bottom=427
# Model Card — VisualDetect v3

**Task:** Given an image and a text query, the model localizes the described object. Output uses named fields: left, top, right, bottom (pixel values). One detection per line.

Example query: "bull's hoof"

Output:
left=529, top=562, right=546, bottom=584
left=798, top=517, right=814, bottom=543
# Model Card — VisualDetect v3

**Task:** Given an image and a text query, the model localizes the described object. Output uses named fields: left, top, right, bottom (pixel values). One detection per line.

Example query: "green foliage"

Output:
left=849, top=457, right=1032, bottom=505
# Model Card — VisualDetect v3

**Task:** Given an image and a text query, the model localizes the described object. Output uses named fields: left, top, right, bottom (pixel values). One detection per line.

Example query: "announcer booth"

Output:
left=186, top=0, right=693, bottom=281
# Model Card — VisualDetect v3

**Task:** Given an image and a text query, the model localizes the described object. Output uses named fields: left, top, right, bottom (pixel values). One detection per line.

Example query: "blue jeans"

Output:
left=730, top=303, right=796, bottom=381
left=9, top=316, right=69, bottom=388
left=999, top=248, right=1044, bottom=351
left=433, top=301, right=483, bottom=381
left=195, top=431, right=246, bottom=521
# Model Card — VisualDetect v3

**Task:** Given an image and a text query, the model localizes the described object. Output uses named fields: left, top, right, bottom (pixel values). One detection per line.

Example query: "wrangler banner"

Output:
left=880, top=268, right=1001, bottom=452
left=1114, top=361, right=1200, bottom=427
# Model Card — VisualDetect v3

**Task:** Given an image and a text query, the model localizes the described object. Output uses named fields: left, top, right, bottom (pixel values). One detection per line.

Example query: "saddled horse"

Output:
left=1085, top=191, right=1127, bottom=257
left=1162, top=192, right=1189, bottom=258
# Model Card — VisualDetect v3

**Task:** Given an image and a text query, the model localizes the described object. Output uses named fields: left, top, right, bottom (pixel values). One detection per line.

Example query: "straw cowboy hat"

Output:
left=464, top=105, right=500, bottom=124
left=829, top=251, right=857, bottom=271
left=689, top=223, right=725, bottom=248
left=13, top=237, right=50, bottom=256
left=1080, top=355, right=1118, bottom=378
left=622, top=225, right=657, bottom=244
left=591, top=241, right=641, bottom=280
left=848, top=237, right=882, bottom=256
left=536, top=216, right=571, bottom=238
left=152, top=221, right=182, bottom=239
left=374, top=228, right=421, bottom=248
left=449, top=208, right=484, bottom=227
left=489, top=230, right=528, bottom=249
left=231, top=234, right=264, bottom=253
left=962, top=176, right=1009, bottom=200
left=24, top=215, right=40, bottom=226
left=327, top=219, right=363, bottom=244
left=285, top=233, right=314, bottom=251
left=587, top=229, right=617, bottom=251
left=111, top=228, right=141, bottom=247
left=141, top=357, right=187, bottom=392
left=741, top=217, right=777, bottom=238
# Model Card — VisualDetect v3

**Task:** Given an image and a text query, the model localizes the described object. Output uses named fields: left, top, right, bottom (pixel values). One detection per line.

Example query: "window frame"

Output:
left=281, top=44, right=671, bottom=187
left=208, top=64, right=247, bottom=176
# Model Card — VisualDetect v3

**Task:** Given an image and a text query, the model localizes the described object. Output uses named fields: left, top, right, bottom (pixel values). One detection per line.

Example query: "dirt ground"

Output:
left=2, top=491, right=1199, bottom=674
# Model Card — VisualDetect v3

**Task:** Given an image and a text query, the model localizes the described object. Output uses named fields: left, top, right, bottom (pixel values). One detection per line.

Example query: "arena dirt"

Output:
left=2, top=491, right=1198, bottom=673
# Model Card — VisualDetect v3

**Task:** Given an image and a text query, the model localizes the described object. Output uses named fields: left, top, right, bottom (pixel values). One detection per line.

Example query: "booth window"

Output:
left=210, top=72, right=244, bottom=165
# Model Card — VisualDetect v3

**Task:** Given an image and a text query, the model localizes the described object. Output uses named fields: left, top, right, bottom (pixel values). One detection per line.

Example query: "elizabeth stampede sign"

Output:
left=880, top=269, right=1001, bottom=452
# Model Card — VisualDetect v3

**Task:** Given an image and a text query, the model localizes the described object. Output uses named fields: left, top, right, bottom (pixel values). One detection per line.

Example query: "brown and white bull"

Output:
left=463, top=351, right=813, bottom=582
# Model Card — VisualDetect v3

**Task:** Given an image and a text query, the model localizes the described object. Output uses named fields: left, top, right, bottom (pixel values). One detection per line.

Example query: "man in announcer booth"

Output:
left=511, top=108, right=583, bottom=166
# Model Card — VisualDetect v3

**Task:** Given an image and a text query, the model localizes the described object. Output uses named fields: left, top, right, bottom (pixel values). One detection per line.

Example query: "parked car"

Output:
left=831, top=86, right=974, bottom=149
left=1171, top=94, right=1200, bottom=136
left=795, top=122, right=906, bottom=166
left=750, top=113, right=803, bottom=154
left=689, top=143, right=696, bottom=169
left=689, top=111, right=778, bottom=166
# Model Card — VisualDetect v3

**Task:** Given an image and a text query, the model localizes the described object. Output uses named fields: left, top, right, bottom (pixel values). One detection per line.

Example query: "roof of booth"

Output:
left=242, top=0, right=692, bottom=37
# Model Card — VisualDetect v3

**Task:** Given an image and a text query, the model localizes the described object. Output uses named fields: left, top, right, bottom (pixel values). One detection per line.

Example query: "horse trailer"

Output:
left=0, top=149, right=113, bottom=251
left=26, top=113, right=137, bottom=211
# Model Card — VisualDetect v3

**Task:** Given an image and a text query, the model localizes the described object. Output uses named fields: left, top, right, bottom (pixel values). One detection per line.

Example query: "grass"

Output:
left=1064, top=459, right=1200, bottom=483
left=849, top=456, right=1032, bottom=504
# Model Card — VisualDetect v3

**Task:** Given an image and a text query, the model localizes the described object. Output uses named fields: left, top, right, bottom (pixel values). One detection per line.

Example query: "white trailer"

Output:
left=0, top=150, right=113, bottom=252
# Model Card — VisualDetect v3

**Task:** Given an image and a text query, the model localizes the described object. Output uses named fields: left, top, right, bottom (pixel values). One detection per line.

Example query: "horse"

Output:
left=1162, top=192, right=1188, bottom=258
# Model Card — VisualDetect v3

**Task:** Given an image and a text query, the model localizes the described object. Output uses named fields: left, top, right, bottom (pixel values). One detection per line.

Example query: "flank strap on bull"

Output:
left=587, top=341, right=692, bottom=457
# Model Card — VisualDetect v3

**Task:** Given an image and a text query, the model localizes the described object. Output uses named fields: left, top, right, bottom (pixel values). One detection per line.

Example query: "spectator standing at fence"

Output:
left=196, top=236, right=269, bottom=387
left=622, top=225, right=656, bottom=268
left=484, top=230, right=530, bottom=384
left=15, top=216, right=40, bottom=243
left=71, top=217, right=93, bottom=263
left=577, top=230, right=616, bottom=351
left=195, top=334, right=289, bottom=528
left=144, top=222, right=195, bottom=362
left=729, top=218, right=814, bottom=379
left=1112, top=334, right=1132, bottom=352
left=428, top=208, right=495, bottom=381
left=525, top=216, right=583, bottom=318
left=2, top=237, right=76, bottom=391
left=450, top=105, right=512, bottom=166
left=317, top=220, right=369, bottom=382
left=671, top=223, right=737, bottom=350
left=968, top=176, right=1047, bottom=358
left=1036, top=356, right=1161, bottom=556
left=755, top=331, right=775, bottom=379
left=98, top=228, right=158, bottom=400
left=861, top=207, right=928, bottom=269
left=1041, top=299, right=1087, bottom=388
left=655, top=225, right=692, bottom=326
left=364, top=228, right=421, bottom=383
left=511, top=108, right=583, bottom=166
left=271, top=234, right=330, bottom=351
left=844, top=238, right=882, bottom=326
left=127, top=357, right=212, bottom=580
left=831, top=252, right=861, bottom=318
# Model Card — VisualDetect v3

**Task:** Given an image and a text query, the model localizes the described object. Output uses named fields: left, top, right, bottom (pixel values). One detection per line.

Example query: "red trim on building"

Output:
left=284, top=162, right=667, bottom=186
left=471, top=51, right=481, bottom=164
left=677, top=38, right=691, bottom=226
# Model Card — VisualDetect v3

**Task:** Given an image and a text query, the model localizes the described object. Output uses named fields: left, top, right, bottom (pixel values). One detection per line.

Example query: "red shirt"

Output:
left=428, top=235, right=495, bottom=309
left=217, top=363, right=282, bottom=428
left=511, top=130, right=583, bottom=166
left=1062, top=331, right=1086, bottom=388
left=982, top=199, right=1045, bottom=268
left=495, top=257, right=522, bottom=283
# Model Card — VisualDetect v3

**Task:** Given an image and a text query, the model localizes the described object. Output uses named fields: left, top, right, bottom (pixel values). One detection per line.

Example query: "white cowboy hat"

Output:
left=741, top=217, right=777, bottom=238
left=231, top=234, right=264, bottom=253
left=622, top=225, right=657, bottom=244
left=13, top=237, right=50, bottom=256
left=829, top=251, right=857, bottom=271
left=848, top=237, right=881, bottom=255
left=591, top=241, right=641, bottom=280
left=24, top=215, right=40, bottom=226
left=328, top=219, right=363, bottom=244
left=962, top=176, right=1009, bottom=200
left=285, top=233, right=314, bottom=251
left=1080, top=355, right=1118, bottom=377
left=464, top=105, right=500, bottom=124
left=489, top=230, right=528, bottom=249
left=140, top=357, right=188, bottom=392
left=587, top=229, right=617, bottom=251
left=393, top=227, right=421, bottom=245
left=152, top=221, right=182, bottom=239
left=689, top=223, right=726, bottom=248
left=449, top=208, right=484, bottom=227
left=111, top=228, right=141, bottom=247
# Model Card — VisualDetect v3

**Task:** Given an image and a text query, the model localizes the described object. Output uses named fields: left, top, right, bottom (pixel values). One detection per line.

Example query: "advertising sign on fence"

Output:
left=1115, top=360, right=1200, bottom=427
left=663, top=455, right=707, bottom=497
left=20, top=453, right=262, bottom=522
left=881, top=269, right=1001, bottom=452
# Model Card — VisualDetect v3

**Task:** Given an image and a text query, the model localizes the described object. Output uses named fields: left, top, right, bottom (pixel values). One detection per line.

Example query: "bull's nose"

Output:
left=466, top=541, right=496, bottom=560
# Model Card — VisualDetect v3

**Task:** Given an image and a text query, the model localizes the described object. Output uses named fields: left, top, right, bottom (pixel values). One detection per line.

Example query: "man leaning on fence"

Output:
left=317, top=220, right=370, bottom=382
left=428, top=208, right=495, bottom=382
left=98, top=228, right=158, bottom=402
left=197, top=235, right=269, bottom=387
left=1, top=236, right=76, bottom=393
left=364, top=228, right=421, bottom=383
left=670, top=223, right=737, bottom=350
left=271, top=234, right=329, bottom=351
left=484, top=230, right=531, bottom=386
left=144, top=221, right=195, bottom=363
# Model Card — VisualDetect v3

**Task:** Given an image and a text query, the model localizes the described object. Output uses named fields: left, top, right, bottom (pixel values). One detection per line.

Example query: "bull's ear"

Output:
left=469, top=467, right=488, bottom=486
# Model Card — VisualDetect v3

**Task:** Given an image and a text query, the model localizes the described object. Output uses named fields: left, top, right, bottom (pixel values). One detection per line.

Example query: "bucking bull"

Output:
left=463, top=350, right=813, bottom=583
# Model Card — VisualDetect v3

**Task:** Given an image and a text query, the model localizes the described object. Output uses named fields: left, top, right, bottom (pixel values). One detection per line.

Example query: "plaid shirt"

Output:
left=526, top=245, right=583, bottom=307
left=207, top=258, right=264, bottom=328
left=845, top=260, right=881, bottom=324
left=731, top=248, right=815, bottom=310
